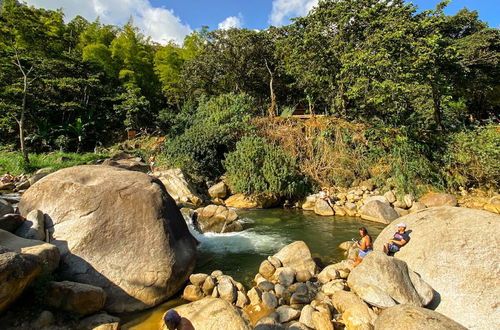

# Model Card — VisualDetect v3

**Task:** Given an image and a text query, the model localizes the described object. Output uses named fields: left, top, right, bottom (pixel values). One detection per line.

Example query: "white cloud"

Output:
left=23, top=0, right=192, bottom=44
left=269, top=0, right=319, bottom=26
left=218, top=14, right=243, bottom=30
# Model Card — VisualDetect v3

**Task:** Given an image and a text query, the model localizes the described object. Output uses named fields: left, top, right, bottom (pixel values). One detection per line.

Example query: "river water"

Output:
left=122, top=209, right=386, bottom=329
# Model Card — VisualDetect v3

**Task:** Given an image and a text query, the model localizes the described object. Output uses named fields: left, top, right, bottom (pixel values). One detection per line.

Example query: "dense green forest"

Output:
left=1, top=0, right=499, bottom=196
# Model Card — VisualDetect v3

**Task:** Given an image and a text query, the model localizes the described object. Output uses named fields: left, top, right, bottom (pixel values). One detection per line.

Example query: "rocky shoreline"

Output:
left=173, top=205, right=499, bottom=330
left=0, top=159, right=499, bottom=329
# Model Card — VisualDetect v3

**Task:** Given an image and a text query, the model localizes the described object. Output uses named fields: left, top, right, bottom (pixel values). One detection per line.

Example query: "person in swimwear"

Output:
left=383, top=223, right=410, bottom=254
left=148, top=155, right=156, bottom=173
left=353, top=227, right=372, bottom=267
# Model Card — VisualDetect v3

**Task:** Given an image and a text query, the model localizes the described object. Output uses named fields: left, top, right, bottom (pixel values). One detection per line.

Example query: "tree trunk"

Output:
left=20, top=75, right=29, bottom=164
left=265, top=59, right=277, bottom=118
left=431, top=85, right=443, bottom=128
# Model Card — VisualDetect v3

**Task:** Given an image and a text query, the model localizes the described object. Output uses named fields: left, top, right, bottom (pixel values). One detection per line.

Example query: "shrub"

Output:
left=163, top=93, right=256, bottom=180
left=383, top=133, right=445, bottom=196
left=224, top=135, right=310, bottom=198
left=445, top=125, right=500, bottom=189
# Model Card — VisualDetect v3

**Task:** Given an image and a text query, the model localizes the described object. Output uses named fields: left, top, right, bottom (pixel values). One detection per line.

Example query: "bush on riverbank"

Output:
left=162, top=93, right=256, bottom=181
left=253, top=118, right=499, bottom=196
left=444, top=125, right=500, bottom=190
left=224, top=135, right=310, bottom=198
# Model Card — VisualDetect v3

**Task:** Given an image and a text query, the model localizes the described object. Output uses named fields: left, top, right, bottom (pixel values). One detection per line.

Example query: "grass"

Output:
left=0, top=151, right=110, bottom=176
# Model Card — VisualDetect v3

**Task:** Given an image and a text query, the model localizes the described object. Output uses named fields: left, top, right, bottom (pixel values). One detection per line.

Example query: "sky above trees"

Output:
left=20, top=0, right=500, bottom=45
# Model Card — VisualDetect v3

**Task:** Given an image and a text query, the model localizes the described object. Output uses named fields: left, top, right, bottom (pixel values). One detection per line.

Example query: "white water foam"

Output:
left=183, top=213, right=287, bottom=254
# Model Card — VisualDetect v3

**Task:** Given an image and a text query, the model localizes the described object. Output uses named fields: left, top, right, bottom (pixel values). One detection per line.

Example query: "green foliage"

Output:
left=163, top=93, right=256, bottom=180
left=0, top=0, right=498, bottom=194
left=0, top=151, right=109, bottom=176
left=384, top=133, right=444, bottom=196
left=224, top=136, right=309, bottom=197
left=279, top=106, right=295, bottom=117
left=445, top=125, right=500, bottom=189
left=114, top=86, right=150, bottom=130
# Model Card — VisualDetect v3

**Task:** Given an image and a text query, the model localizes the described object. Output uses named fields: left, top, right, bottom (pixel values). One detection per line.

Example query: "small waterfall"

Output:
left=182, top=213, right=287, bottom=254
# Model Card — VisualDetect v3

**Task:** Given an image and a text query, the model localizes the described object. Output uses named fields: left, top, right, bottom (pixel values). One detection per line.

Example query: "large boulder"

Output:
left=273, top=241, right=317, bottom=276
left=195, top=204, right=242, bottom=233
left=347, top=251, right=433, bottom=308
left=359, top=200, right=399, bottom=224
left=0, top=229, right=60, bottom=273
left=18, top=165, right=198, bottom=313
left=373, top=207, right=500, bottom=330
left=163, top=297, right=252, bottom=330
left=153, top=168, right=203, bottom=206
left=225, top=193, right=278, bottom=209
left=418, top=192, right=457, bottom=207
left=374, top=304, right=467, bottom=330
left=0, top=250, right=40, bottom=313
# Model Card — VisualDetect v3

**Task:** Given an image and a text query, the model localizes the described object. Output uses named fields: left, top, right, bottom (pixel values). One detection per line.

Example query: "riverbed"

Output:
left=122, top=208, right=386, bottom=329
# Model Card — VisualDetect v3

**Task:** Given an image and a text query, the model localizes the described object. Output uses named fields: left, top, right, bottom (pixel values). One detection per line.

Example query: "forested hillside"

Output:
left=1, top=0, right=498, bottom=196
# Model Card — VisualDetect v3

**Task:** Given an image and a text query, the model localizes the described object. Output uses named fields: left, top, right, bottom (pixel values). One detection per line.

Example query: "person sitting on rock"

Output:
left=383, top=223, right=410, bottom=255
left=163, top=309, right=195, bottom=330
left=319, top=187, right=333, bottom=208
left=353, top=227, right=373, bottom=267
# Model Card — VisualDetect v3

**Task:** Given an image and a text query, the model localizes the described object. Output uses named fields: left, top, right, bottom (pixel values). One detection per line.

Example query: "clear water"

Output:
left=192, top=208, right=386, bottom=285
left=122, top=209, right=386, bottom=329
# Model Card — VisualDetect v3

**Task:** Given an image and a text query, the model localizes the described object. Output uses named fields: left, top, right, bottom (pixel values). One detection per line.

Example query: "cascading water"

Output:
left=185, top=208, right=386, bottom=285
left=184, top=213, right=288, bottom=255
left=123, top=208, right=386, bottom=329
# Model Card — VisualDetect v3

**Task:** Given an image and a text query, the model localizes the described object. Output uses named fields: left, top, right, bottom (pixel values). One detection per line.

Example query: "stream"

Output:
left=122, top=208, right=386, bottom=329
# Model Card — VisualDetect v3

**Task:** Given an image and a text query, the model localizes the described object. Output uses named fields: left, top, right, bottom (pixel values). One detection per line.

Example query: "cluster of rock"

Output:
left=171, top=232, right=470, bottom=330
left=97, top=154, right=500, bottom=218
left=245, top=240, right=458, bottom=329
left=207, top=181, right=279, bottom=209
left=0, top=165, right=198, bottom=328
left=183, top=271, right=249, bottom=308
left=302, top=183, right=461, bottom=223
left=458, top=191, right=500, bottom=214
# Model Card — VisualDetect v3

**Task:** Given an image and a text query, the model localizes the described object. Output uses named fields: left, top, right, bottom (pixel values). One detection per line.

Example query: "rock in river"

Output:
left=18, top=165, right=198, bottom=313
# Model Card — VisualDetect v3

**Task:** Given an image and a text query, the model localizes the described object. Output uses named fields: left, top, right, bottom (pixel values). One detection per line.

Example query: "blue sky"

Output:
left=157, top=0, right=499, bottom=31
left=24, top=0, right=499, bottom=44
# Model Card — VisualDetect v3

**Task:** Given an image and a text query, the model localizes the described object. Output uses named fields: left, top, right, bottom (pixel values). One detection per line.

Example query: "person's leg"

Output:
left=353, top=255, right=362, bottom=267
left=388, top=244, right=399, bottom=256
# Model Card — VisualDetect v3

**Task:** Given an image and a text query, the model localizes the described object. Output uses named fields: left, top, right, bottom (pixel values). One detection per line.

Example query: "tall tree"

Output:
left=0, top=0, right=65, bottom=162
